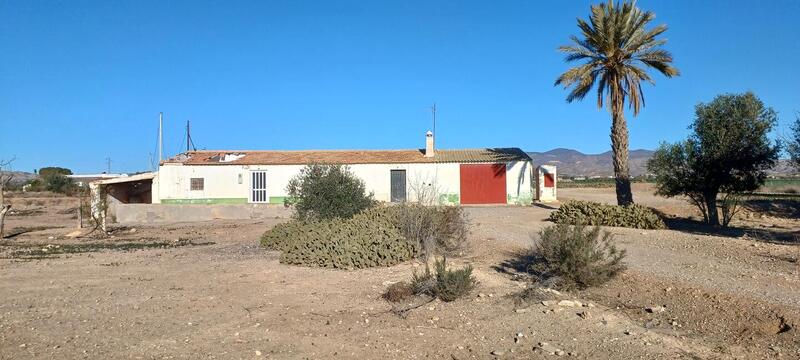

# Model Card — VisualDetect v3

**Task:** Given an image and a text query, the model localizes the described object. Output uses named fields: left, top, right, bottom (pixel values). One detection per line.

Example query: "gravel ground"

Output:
left=0, top=189, right=797, bottom=359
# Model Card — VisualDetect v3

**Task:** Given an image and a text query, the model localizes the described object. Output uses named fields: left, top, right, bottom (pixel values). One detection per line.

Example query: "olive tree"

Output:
left=788, top=114, right=800, bottom=170
left=286, top=164, right=376, bottom=221
left=647, top=92, right=780, bottom=227
left=0, top=158, right=15, bottom=239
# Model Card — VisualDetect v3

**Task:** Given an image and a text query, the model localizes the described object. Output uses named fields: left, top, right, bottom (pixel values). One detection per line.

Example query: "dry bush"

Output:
left=433, top=257, right=476, bottom=301
left=394, top=204, right=469, bottom=262
left=549, top=200, right=665, bottom=229
left=382, top=281, right=414, bottom=303
left=528, top=224, right=626, bottom=290
left=404, top=257, right=476, bottom=302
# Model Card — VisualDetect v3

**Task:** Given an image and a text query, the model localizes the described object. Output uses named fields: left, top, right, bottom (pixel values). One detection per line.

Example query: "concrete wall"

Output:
left=155, top=161, right=533, bottom=206
left=114, top=203, right=292, bottom=224
left=535, top=165, right=557, bottom=202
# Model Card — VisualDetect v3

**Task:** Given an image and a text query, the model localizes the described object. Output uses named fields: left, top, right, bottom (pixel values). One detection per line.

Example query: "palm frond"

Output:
left=555, top=0, right=678, bottom=114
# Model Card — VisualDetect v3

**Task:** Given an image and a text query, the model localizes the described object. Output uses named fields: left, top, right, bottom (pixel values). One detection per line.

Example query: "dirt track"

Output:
left=0, top=187, right=798, bottom=359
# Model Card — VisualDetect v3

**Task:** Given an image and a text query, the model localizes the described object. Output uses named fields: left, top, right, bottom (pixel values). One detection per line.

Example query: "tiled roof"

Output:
left=165, top=148, right=531, bottom=166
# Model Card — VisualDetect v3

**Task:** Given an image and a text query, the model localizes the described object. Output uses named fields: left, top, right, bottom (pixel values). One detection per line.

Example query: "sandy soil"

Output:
left=0, top=188, right=798, bottom=359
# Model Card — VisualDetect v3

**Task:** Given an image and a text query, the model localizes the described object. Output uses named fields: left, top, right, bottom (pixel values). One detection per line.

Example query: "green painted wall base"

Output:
left=507, top=193, right=534, bottom=205
left=438, top=193, right=460, bottom=205
left=269, top=196, right=290, bottom=204
left=161, top=198, right=248, bottom=205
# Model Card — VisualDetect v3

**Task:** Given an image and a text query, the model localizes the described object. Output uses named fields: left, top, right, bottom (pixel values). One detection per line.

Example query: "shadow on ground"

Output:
left=661, top=217, right=800, bottom=245
left=491, top=249, right=534, bottom=276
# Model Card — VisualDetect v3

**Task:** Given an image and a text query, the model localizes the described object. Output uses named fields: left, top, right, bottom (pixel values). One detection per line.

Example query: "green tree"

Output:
left=788, top=113, right=800, bottom=170
left=555, top=0, right=679, bottom=205
left=38, top=167, right=72, bottom=178
left=647, top=93, right=780, bottom=227
left=37, top=167, right=75, bottom=194
left=286, top=164, right=376, bottom=221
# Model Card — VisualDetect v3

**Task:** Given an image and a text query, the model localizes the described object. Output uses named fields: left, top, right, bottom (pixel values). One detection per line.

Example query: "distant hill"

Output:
left=527, top=149, right=797, bottom=177
left=0, top=171, right=37, bottom=186
left=527, top=148, right=655, bottom=177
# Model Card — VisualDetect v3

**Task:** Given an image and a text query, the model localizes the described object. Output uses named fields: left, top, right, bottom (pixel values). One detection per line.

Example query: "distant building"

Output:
left=67, top=173, right=128, bottom=187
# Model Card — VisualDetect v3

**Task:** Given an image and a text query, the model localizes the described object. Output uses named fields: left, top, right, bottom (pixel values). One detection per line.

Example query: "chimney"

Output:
left=424, top=131, right=435, bottom=157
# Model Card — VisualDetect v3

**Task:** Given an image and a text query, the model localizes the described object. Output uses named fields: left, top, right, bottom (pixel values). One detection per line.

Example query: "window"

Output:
left=190, top=178, right=204, bottom=191
left=250, top=171, right=268, bottom=203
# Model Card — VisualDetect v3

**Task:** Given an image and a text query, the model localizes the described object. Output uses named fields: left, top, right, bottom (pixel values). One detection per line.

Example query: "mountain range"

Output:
left=527, top=148, right=797, bottom=177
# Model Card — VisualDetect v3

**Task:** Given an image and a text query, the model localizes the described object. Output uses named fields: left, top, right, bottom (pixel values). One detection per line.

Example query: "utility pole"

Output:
left=105, top=157, right=111, bottom=174
left=158, top=112, right=164, bottom=163
left=186, top=120, right=196, bottom=152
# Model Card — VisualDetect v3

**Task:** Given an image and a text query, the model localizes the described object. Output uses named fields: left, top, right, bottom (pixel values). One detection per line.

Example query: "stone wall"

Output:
left=113, top=203, right=292, bottom=224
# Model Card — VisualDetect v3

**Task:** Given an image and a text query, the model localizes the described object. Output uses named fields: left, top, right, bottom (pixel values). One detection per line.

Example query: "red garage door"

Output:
left=460, top=164, right=506, bottom=204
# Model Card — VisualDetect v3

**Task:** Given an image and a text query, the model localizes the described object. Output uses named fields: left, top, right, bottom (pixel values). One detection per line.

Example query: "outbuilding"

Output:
left=153, top=132, right=534, bottom=206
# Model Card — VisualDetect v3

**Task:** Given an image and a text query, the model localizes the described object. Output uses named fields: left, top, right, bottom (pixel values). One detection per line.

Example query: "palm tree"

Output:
left=555, top=0, right=679, bottom=205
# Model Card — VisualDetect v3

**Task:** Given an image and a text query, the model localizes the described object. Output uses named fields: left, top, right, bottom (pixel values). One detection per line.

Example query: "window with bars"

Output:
left=190, top=178, right=204, bottom=191
left=251, top=171, right=268, bottom=203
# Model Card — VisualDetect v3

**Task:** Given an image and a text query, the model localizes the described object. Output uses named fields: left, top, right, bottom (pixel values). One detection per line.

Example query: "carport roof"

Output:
left=164, top=148, right=531, bottom=166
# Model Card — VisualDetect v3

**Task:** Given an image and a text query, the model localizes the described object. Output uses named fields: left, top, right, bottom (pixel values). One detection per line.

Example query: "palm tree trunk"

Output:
left=610, top=81, right=634, bottom=206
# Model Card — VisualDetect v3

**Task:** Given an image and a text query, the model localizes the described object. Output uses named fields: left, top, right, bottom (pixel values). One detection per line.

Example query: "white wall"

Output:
left=155, top=161, right=533, bottom=205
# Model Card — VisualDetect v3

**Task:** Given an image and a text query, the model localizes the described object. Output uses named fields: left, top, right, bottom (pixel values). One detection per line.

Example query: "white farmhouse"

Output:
left=153, top=132, right=534, bottom=206
left=96, top=132, right=536, bottom=212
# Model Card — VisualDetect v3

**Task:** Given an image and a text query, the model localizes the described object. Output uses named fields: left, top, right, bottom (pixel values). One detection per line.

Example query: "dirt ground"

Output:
left=1, top=185, right=798, bottom=359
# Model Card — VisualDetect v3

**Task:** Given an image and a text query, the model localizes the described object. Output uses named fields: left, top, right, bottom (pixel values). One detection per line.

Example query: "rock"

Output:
left=557, top=300, right=577, bottom=307
left=255, top=350, right=262, bottom=356
left=478, top=293, right=486, bottom=298
left=515, top=308, right=529, bottom=313
left=645, top=306, right=666, bottom=313
left=541, top=300, right=557, bottom=306
left=542, top=288, right=562, bottom=296
left=491, top=349, right=506, bottom=356
left=533, top=342, right=562, bottom=355
left=129, top=228, right=137, bottom=233
left=577, top=311, right=590, bottom=319
left=624, top=330, right=634, bottom=336
left=555, top=350, right=566, bottom=356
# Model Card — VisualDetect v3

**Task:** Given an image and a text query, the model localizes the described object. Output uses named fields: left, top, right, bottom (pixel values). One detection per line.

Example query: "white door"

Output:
left=250, top=171, right=268, bottom=203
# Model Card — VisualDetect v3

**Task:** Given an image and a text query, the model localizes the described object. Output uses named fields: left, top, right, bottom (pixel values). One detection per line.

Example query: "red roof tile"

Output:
left=165, top=148, right=530, bottom=166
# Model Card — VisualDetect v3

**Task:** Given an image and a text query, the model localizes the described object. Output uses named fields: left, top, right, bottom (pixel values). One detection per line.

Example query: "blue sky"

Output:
left=1, top=1, right=799, bottom=174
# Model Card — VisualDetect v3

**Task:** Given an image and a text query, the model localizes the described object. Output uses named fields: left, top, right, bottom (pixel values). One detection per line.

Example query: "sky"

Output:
left=1, top=1, right=799, bottom=174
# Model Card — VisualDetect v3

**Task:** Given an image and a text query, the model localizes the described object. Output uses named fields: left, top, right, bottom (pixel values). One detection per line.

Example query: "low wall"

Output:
left=113, top=204, right=292, bottom=224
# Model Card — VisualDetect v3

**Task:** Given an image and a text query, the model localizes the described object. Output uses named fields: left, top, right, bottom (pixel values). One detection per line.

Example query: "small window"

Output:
left=190, top=178, right=204, bottom=191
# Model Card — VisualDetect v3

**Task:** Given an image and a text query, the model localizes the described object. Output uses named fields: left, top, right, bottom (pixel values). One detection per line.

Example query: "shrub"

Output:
left=395, top=204, right=469, bottom=261
left=548, top=200, right=665, bottom=229
left=529, top=224, right=626, bottom=290
left=261, top=207, right=418, bottom=269
left=410, top=268, right=436, bottom=296
left=286, top=164, right=376, bottom=221
left=382, top=281, right=414, bottom=303
left=433, top=257, right=476, bottom=302
left=404, top=257, right=476, bottom=302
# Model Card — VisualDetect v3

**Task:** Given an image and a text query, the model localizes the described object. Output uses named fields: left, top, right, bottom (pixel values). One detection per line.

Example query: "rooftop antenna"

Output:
left=105, top=157, right=112, bottom=174
left=186, top=120, right=197, bottom=152
left=158, top=112, right=164, bottom=162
